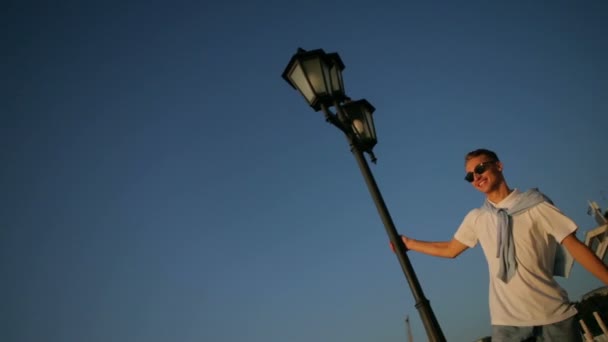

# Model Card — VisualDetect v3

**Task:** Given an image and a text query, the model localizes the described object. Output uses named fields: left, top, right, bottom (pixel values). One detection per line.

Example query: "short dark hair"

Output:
left=465, top=149, right=500, bottom=163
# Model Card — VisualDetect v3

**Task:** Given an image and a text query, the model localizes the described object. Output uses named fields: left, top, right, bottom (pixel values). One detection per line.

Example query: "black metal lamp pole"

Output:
left=282, top=48, right=446, bottom=342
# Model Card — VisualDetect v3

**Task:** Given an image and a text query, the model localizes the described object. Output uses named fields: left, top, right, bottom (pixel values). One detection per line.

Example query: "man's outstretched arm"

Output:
left=562, top=233, right=608, bottom=285
left=393, top=236, right=469, bottom=259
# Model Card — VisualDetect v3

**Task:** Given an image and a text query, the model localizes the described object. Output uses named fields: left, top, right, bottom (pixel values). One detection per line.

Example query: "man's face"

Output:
left=465, top=155, right=503, bottom=194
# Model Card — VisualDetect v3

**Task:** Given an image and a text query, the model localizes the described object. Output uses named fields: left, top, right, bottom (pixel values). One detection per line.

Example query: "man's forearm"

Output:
left=563, top=234, right=608, bottom=285
left=406, top=238, right=459, bottom=258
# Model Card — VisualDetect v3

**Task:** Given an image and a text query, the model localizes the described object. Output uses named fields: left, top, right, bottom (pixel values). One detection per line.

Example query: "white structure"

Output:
left=579, top=287, right=608, bottom=342
left=581, top=200, right=608, bottom=342
left=584, top=201, right=608, bottom=263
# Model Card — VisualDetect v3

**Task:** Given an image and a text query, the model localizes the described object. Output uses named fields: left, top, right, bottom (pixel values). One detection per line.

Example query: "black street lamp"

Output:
left=282, top=48, right=446, bottom=342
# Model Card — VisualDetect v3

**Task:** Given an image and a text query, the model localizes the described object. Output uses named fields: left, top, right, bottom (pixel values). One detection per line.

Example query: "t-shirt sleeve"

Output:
left=531, top=202, right=578, bottom=243
left=454, top=209, right=480, bottom=247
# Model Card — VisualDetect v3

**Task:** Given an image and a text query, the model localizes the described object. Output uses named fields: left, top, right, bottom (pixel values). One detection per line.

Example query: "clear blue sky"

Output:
left=2, top=1, right=607, bottom=341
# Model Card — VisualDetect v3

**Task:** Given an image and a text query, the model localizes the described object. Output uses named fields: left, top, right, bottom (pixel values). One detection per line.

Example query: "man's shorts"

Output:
left=491, top=315, right=582, bottom=341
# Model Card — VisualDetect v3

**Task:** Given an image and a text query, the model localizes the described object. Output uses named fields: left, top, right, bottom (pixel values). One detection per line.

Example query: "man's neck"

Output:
left=486, top=184, right=512, bottom=204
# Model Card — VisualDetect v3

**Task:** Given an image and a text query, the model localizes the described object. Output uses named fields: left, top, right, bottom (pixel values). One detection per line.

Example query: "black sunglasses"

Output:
left=464, top=160, right=497, bottom=183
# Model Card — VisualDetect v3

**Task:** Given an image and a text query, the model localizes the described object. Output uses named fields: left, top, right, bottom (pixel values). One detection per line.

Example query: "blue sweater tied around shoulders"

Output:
left=481, top=188, right=573, bottom=283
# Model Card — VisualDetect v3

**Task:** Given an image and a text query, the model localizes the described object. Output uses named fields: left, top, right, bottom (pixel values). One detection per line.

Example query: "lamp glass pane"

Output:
left=360, top=119, right=372, bottom=141
left=346, top=111, right=368, bottom=141
left=289, top=62, right=316, bottom=104
left=352, top=119, right=365, bottom=136
left=329, top=64, right=344, bottom=95
left=302, top=59, right=330, bottom=96
left=364, top=111, right=376, bottom=141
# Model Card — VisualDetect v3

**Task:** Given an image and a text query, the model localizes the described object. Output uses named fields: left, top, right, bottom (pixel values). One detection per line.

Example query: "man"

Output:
left=395, top=149, right=608, bottom=341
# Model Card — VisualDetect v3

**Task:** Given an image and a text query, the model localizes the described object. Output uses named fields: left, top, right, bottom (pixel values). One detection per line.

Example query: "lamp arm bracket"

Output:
left=323, top=102, right=377, bottom=164
left=321, top=104, right=349, bottom=135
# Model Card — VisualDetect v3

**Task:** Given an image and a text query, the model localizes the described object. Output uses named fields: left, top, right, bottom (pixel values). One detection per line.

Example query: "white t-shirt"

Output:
left=454, top=189, right=578, bottom=326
